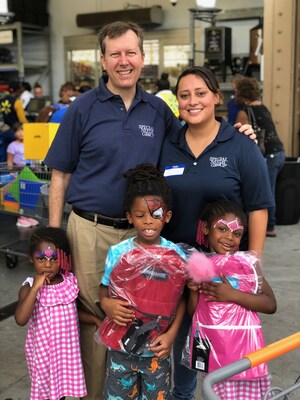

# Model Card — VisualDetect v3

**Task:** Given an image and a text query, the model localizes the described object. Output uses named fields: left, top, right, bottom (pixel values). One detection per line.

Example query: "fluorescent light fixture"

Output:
left=196, top=0, right=217, bottom=7
left=0, top=0, right=9, bottom=14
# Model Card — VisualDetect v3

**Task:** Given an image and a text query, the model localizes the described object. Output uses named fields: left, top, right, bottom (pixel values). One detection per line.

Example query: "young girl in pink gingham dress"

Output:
left=15, top=227, right=87, bottom=400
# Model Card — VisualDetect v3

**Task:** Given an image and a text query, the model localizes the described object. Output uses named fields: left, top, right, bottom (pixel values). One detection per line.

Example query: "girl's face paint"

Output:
left=34, top=247, right=58, bottom=262
left=213, top=218, right=244, bottom=232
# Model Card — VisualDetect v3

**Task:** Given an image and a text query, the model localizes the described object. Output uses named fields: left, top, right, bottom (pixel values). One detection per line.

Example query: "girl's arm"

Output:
left=186, top=281, right=200, bottom=316
left=7, top=152, right=14, bottom=169
left=15, top=274, right=51, bottom=326
left=202, top=274, right=277, bottom=314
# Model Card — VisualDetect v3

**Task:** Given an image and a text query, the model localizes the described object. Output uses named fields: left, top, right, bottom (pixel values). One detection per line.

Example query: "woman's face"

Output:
left=176, top=74, right=220, bottom=126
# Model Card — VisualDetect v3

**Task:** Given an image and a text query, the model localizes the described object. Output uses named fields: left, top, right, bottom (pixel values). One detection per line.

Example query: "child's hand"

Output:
left=186, top=279, right=200, bottom=292
left=149, top=332, right=173, bottom=360
left=202, top=274, right=236, bottom=302
left=102, top=298, right=135, bottom=326
left=32, top=273, right=51, bottom=290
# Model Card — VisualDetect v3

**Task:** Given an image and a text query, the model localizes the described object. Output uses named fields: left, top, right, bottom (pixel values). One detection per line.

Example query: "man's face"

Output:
left=100, top=30, right=145, bottom=94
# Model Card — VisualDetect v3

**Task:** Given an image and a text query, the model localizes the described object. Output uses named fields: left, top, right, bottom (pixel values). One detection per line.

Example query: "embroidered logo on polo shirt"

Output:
left=209, top=157, right=228, bottom=167
left=139, top=125, right=154, bottom=138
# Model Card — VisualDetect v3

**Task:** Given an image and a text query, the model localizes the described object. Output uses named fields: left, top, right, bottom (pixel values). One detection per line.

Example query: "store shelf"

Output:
left=0, top=21, right=50, bottom=85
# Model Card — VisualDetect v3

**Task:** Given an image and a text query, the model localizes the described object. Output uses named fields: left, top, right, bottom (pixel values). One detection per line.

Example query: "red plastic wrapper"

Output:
left=96, top=245, right=187, bottom=355
left=183, top=251, right=268, bottom=380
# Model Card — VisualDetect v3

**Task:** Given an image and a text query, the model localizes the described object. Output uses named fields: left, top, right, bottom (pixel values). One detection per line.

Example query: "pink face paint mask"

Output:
left=214, top=218, right=244, bottom=232
left=34, top=247, right=57, bottom=261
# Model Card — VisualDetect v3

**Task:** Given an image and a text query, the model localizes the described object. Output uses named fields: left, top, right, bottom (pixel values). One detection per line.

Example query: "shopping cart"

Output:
left=202, top=331, right=300, bottom=400
left=0, top=162, right=69, bottom=268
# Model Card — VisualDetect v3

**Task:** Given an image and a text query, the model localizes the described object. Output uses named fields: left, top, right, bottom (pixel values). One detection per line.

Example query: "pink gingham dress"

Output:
left=23, top=273, right=87, bottom=400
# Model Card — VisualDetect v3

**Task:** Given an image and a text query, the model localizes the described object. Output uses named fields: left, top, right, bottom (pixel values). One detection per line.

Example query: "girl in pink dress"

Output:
left=15, top=227, right=87, bottom=400
left=187, top=199, right=277, bottom=400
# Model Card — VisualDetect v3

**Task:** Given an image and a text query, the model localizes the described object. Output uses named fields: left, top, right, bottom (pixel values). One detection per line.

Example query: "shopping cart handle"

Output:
left=202, top=332, right=300, bottom=400
left=202, top=358, right=251, bottom=400
left=246, top=331, right=300, bottom=367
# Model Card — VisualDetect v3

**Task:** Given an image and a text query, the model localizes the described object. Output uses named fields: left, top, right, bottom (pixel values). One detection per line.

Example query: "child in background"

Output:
left=15, top=227, right=88, bottom=400
left=6, top=122, right=33, bottom=169
left=187, top=199, right=277, bottom=400
left=99, top=163, right=187, bottom=400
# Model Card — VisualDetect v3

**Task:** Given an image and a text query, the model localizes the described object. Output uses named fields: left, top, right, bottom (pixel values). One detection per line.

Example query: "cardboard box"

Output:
left=0, top=181, right=19, bottom=213
left=24, top=123, right=60, bottom=160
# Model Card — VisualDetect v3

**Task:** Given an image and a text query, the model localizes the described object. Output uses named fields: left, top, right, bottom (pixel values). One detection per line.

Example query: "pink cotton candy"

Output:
left=187, top=252, right=216, bottom=283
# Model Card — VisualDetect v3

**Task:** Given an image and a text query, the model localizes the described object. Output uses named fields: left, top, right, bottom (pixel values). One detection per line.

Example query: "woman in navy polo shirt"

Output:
left=158, top=66, right=274, bottom=400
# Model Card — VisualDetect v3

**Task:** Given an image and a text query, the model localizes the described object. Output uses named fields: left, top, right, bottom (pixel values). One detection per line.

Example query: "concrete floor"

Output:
left=0, top=213, right=299, bottom=400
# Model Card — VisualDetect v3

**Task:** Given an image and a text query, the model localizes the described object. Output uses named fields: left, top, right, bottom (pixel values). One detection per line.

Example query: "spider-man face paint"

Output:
left=144, top=197, right=167, bottom=220
left=213, top=218, right=244, bottom=232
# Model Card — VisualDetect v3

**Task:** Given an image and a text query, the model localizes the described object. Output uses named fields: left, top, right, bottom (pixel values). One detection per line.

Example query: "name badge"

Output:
left=164, top=164, right=185, bottom=177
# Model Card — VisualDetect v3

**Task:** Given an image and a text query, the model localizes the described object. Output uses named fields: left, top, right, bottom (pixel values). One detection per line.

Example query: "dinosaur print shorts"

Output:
left=104, top=350, right=171, bottom=399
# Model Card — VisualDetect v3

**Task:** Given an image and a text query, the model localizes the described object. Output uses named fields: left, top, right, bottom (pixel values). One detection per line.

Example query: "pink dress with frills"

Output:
left=23, top=273, right=87, bottom=400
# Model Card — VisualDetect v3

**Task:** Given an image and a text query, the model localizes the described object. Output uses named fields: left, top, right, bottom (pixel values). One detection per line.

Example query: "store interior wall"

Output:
left=48, top=0, right=263, bottom=101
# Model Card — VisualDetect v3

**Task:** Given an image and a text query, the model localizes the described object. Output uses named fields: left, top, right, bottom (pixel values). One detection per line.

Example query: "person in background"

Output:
left=6, top=122, right=33, bottom=169
left=155, top=72, right=180, bottom=118
left=20, top=81, right=34, bottom=109
left=158, top=66, right=274, bottom=400
left=33, top=82, right=44, bottom=98
left=0, top=81, right=28, bottom=160
left=226, top=74, right=242, bottom=125
left=78, top=84, right=93, bottom=94
left=44, top=21, right=255, bottom=400
left=14, top=227, right=87, bottom=400
left=48, top=81, right=77, bottom=123
left=235, top=76, right=286, bottom=238
left=187, top=198, right=276, bottom=399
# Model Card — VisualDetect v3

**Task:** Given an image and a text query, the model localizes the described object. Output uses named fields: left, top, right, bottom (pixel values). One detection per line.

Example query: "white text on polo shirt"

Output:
left=139, top=125, right=154, bottom=138
left=209, top=157, right=228, bottom=167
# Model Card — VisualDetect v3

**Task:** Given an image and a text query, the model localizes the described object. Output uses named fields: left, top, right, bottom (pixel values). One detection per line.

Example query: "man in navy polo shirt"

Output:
left=44, top=21, right=181, bottom=400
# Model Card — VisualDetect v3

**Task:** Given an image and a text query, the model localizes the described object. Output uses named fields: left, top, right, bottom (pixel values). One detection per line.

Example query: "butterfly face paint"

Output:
left=34, top=247, right=58, bottom=263
left=213, top=218, right=244, bottom=232
left=144, top=197, right=167, bottom=220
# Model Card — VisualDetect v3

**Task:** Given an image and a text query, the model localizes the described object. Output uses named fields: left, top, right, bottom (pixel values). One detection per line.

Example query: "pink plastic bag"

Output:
left=189, top=251, right=268, bottom=380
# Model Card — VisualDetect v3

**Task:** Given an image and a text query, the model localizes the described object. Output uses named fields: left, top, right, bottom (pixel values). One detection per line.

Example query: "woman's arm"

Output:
left=248, top=209, right=268, bottom=253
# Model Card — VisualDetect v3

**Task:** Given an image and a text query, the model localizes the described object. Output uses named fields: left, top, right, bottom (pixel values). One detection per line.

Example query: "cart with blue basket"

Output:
left=0, top=162, right=69, bottom=268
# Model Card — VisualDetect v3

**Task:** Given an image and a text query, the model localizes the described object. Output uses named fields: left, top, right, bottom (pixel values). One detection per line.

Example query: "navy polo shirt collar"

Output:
left=96, top=76, right=149, bottom=104
left=170, top=117, right=235, bottom=145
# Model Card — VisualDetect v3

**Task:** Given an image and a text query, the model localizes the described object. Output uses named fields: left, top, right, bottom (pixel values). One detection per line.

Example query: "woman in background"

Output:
left=235, top=76, right=286, bottom=238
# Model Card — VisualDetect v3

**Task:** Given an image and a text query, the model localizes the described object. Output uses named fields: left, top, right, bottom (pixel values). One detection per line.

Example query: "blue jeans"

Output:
left=172, top=313, right=197, bottom=400
left=265, top=151, right=286, bottom=230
